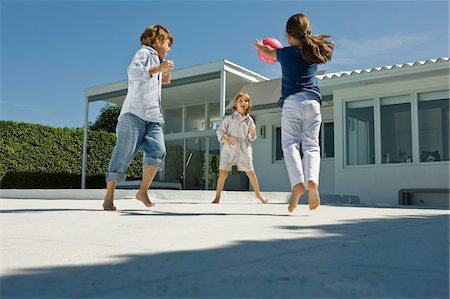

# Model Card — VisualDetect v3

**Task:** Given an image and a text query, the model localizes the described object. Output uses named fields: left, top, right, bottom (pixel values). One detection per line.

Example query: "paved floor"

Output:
left=1, top=192, right=449, bottom=298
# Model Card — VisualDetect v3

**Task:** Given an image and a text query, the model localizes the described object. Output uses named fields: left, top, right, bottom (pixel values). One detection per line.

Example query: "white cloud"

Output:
left=332, top=32, right=434, bottom=67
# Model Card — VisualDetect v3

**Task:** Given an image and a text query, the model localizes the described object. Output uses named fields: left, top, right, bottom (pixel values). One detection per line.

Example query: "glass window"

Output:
left=418, top=90, right=450, bottom=162
left=208, top=136, right=220, bottom=189
left=380, top=95, right=412, bottom=163
left=185, top=137, right=205, bottom=189
left=346, top=100, right=375, bottom=165
left=273, top=126, right=284, bottom=161
left=165, top=107, right=182, bottom=134
left=165, top=140, right=184, bottom=184
left=187, top=104, right=206, bottom=132
left=209, top=102, right=221, bottom=130
left=323, top=122, right=334, bottom=158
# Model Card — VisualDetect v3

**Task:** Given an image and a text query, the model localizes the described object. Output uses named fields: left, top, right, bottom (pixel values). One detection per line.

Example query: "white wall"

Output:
left=249, top=69, right=449, bottom=204
left=319, top=105, right=335, bottom=194
left=333, top=73, right=449, bottom=204
left=252, top=112, right=290, bottom=192
left=332, top=163, right=449, bottom=204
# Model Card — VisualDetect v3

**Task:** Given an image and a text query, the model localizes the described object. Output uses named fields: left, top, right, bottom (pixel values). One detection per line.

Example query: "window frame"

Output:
left=344, top=99, right=376, bottom=166
left=342, top=88, right=450, bottom=168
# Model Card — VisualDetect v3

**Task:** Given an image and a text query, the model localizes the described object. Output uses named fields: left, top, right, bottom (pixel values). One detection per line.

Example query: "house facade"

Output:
left=83, top=60, right=268, bottom=190
left=83, top=58, right=449, bottom=206
left=246, top=58, right=449, bottom=206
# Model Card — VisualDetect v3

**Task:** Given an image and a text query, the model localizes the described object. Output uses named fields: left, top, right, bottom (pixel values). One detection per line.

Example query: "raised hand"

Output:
left=248, top=126, right=256, bottom=138
left=162, top=72, right=172, bottom=84
left=160, top=60, right=174, bottom=72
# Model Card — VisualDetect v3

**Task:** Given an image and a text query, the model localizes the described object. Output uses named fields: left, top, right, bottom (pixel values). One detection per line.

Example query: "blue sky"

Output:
left=1, top=0, right=449, bottom=128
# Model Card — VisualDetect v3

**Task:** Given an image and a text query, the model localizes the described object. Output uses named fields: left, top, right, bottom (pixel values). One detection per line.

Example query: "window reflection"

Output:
left=346, top=100, right=375, bottom=165
left=187, top=104, right=206, bottom=131
left=418, top=90, right=449, bottom=162
left=381, top=95, right=412, bottom=163
left=165, top=108, right=182, bottom=133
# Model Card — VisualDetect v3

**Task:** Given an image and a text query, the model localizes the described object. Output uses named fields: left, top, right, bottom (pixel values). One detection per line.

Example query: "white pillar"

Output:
left=219, top=69, right=227, bottom=121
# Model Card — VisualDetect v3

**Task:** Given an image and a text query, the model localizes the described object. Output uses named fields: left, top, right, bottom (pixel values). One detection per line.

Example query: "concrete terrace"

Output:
left=1, top=189, right=449, bottom=298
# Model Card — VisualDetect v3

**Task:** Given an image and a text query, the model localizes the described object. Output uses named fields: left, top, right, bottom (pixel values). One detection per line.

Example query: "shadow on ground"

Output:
left=1, top=213, right=449, bottom=298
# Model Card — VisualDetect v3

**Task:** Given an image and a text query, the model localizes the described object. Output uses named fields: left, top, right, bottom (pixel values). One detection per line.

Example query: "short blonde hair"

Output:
left=140, top=24, right=173, bottom=47
left=231, top=92, right=253, bottom=114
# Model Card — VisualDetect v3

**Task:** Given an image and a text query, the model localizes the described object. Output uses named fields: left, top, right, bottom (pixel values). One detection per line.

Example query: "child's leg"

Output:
left=245, top=171, right=268, bottom=203
left=212, top=170, right=228, bottom=203
left=308, top=181, right=320, bottom=210
left=138, top=122, right=166, bottom=208
left=136, top=166, right=158, bottom=207
left=288, top=182, right=305, bottom=212
left=281, top=100, right=305, bottom=189
left=103, top=180, right=117, bottom=211
left=301, top=100, right=322, bottom=211
left=103, top=113, right=144, bottom=211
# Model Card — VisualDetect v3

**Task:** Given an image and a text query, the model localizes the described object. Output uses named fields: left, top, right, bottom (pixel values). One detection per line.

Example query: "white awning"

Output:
left=227, top=78, right=281, bottom=111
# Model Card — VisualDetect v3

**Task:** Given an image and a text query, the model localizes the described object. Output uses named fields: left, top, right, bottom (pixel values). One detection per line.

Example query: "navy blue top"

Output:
left=276, top=46, right=321, bottom=106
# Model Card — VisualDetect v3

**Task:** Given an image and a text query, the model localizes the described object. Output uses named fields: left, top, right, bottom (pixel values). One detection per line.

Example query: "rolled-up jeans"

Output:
left=281, top=98, right=322, bottom=189
left=106, top=113, right=166, bottom=182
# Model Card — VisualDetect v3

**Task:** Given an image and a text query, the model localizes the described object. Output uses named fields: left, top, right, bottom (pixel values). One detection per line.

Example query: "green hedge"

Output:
left=0, top=121, right=143, bottom=188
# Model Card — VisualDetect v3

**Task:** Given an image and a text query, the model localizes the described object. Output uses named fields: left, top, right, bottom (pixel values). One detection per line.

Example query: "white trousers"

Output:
left=281, top=99, right=322, bottom=189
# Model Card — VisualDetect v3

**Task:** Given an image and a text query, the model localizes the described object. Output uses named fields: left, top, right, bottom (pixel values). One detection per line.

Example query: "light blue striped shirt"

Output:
left=120, top=45, right=164, bottom=124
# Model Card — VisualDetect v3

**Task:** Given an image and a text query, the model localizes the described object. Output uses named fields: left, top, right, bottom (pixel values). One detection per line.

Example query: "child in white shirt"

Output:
left=212, top=92, right=268, bottom=204
left=103, top=24, right=174, bottom=211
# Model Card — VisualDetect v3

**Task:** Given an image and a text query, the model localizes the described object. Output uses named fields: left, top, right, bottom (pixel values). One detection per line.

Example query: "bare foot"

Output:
left=211, top=198, right=220, bottom=204
left=257, top=195, right=268, bottom=204
left=103, top=197, right=116, bottom=211
left=308, top=182, right=320, bottom=211
left=288, top=183, right=305, bottom=213
left=136, top=191, right=154, bottom=208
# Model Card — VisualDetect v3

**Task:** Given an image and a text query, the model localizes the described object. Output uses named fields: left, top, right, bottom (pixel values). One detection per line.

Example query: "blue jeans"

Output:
left=281, top=98, right=322, bottom=189
left=106, top=113, right=166, bottom=182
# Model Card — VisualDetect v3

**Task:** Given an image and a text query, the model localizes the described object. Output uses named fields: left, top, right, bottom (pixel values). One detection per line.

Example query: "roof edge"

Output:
left=318, top=57, right=449, bottom=81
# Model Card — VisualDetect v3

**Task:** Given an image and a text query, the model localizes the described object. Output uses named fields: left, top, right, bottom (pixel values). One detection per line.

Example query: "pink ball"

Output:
left=258, top=37, right=283, bottom=64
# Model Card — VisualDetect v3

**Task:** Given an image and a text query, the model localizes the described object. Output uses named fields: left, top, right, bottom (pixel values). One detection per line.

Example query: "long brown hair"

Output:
left=286, top=14, right=334, bottom=64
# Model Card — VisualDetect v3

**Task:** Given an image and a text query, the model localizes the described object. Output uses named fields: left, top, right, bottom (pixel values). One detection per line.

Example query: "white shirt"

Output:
left=217, top=111, right=257, bottom=163
left=120, top=45, right=164, bottom=123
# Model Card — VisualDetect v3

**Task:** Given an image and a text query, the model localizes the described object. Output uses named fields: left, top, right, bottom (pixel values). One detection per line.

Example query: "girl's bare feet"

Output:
left=211, top=198, right=220, bottom=204
left=257, top=195, right=268, bottom=203
left=288, top=183, right=305, bottom=212
left=136, top=191, right=154, bottom=208
left=308, top=181, right=320, bottom=210
left=103, top=197, right=116, bottom=211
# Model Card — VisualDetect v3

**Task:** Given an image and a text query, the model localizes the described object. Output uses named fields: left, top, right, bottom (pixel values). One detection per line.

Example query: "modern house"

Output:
left=83, top=57, right=449, bottom=206
left=83, top=60, right=268, bottom=190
